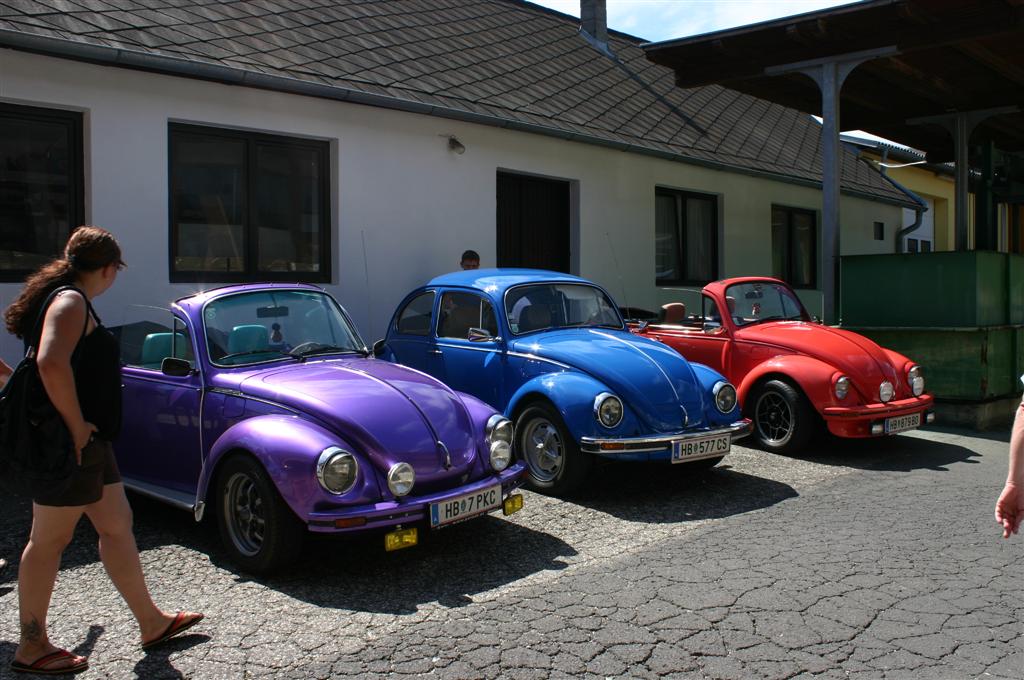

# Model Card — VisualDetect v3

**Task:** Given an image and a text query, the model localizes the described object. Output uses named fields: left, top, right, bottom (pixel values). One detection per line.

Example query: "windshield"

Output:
left=505, top=283, right=623, bottom=334
left=204, top=290, right=365, bottom=366
left=724, top=281, right=808, bottom=328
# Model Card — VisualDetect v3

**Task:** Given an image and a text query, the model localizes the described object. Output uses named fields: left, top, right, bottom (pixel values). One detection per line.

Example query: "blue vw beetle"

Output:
left=378, top=270, right=752, bottom=495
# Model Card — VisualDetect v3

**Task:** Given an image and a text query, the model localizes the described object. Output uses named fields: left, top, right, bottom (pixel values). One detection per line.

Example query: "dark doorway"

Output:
left=496, top=171, right=570, bottom=272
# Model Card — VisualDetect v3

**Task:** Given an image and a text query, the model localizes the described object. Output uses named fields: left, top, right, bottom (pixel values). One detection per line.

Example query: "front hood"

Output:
left=512, top=329, right=706, bottom=432
left=237, top=359, right=478, bottom=484
left=739, top=322, right=903, bottom=395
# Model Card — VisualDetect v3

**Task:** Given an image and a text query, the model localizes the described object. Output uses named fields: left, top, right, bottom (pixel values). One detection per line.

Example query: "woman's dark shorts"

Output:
left=33, top=439, right=121, bottom=507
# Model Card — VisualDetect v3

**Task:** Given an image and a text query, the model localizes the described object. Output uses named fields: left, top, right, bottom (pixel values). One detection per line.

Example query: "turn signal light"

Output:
left=503, top=494, right=524, bottom=516
left=600, top=442, right=626, bottom=451
left=334, top=517, right=367, bottom=529
left=384, top=527, right=418, bottom=551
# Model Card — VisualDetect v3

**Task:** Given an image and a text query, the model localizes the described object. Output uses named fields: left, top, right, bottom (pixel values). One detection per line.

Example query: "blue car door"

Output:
left=433, top=290, right=505, bottom=410
left=386, top=290, right=440, bottom=374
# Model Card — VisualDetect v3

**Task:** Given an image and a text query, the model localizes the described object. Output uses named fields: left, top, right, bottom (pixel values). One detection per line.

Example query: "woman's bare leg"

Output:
left=83, top=483, right=180, bottom=641
left=15, top=503, right=88, bottom=669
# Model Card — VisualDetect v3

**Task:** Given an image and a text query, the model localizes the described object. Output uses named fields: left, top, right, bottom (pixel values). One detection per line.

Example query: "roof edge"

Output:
left=0, top=29, right=912, bottom=208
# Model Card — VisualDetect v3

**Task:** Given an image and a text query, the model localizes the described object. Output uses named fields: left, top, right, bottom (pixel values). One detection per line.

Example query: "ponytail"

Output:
left=4, top=225, right=123, bottom=339
left=4, top=259, right=77, bottom=339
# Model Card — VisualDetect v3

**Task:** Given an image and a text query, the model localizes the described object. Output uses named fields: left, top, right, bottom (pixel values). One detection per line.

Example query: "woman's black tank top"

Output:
left=27, top=288, right=122, bottom=440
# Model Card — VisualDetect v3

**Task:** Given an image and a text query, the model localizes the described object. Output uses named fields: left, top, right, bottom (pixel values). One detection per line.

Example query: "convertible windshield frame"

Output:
left=201, top=288, right=367, bottom=368
left=502, top=282, right=625, bottom=336
left=723, top=281, right=810, bottom=328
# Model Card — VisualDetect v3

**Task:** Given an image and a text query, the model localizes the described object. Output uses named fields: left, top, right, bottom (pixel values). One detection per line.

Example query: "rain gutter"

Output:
left=863, top=151, right=928, bottom=253
left=0, top=29, right=914, bottom=208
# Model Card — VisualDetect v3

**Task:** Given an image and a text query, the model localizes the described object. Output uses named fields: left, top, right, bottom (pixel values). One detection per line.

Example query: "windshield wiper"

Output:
left=217, top=349, right=295, bottom=363
left=288, top=344, right=363, bottom=359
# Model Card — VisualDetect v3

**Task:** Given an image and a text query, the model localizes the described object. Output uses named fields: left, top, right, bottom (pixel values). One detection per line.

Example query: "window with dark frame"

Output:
left=921, top=240, right=932, bottom=253
left=655, top=188, right=718, bottom=286
left=169, top=123, right=330, bottom=283
left=771, top=205, right=817, bottom=289
left=0, top=103, right=84, bottom=282
left=873, top=221, right=885, bottom=240
left=907, top=238, right=919, bottom=253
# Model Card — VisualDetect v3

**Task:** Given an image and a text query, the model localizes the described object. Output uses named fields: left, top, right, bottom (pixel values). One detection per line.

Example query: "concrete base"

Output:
left=933, top=395, right=1021, bottom=431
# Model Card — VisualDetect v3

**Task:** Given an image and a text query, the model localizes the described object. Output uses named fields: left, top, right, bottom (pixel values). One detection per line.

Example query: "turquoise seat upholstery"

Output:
left=140, top=332, right=189, bottom=369
left=228, top=324, right=269, bottom=354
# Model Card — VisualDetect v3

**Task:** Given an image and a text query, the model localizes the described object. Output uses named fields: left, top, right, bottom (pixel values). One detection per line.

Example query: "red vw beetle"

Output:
left=632, top=277, right=934, bottom=452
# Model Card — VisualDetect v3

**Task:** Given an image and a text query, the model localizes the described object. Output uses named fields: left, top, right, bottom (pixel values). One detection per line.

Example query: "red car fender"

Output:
left=737, top=354, right=840, bottom=412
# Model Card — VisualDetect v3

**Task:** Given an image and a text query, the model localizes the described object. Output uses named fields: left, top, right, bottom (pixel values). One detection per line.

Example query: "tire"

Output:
left=749, top=379, right=816, bottom=453
left=216, top=455, right=304, bottom=575
left=515, top=402, right=592, bottom=496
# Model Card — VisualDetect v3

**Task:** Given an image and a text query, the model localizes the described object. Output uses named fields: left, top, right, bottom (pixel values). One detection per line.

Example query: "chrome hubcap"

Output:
left=755, top=391, right=793, bottom=445
left=523, top=418, right=563, bottom=482
left=224, top=472, right=265, bottom=557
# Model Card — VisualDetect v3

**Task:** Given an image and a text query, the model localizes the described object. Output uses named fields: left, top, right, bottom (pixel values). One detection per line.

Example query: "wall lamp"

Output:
left=444, top=134, right=466, bottom=155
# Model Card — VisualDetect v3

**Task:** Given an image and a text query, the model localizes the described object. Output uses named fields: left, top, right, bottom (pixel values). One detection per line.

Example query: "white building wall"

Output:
left=0, top=51, right=904, bottom=362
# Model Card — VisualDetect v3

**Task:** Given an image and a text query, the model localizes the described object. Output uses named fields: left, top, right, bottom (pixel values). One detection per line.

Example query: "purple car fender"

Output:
left=197, top=414, right=377, bottom=522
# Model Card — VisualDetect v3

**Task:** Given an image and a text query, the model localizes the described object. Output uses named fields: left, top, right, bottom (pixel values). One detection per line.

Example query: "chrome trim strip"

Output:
left=580, top=419, right=753, bottom=453
left=122, top=477, right=196, bottom=514
left=205, top=387, right=303, bottom=415
left=505, top=351, right=573, bottom=370
left=435, top=342, right=500, bottom=353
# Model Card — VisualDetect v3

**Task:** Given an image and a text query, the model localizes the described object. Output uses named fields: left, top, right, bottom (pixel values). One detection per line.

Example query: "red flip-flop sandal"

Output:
left=10, top=649, right=88, bottom=675
left=142, top=612, right=205, bottom=651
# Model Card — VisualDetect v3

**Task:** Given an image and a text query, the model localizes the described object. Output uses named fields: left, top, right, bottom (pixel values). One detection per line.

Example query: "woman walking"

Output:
left=4, top=226, right=203, bottom=675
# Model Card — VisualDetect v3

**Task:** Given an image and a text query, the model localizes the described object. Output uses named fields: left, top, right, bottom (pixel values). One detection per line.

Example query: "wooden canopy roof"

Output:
left=643, top=0, right=1024, bottom=162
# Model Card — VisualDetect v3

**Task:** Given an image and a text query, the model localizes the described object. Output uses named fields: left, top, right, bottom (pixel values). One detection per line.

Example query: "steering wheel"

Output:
left=288, top=341, right=323, bottom=355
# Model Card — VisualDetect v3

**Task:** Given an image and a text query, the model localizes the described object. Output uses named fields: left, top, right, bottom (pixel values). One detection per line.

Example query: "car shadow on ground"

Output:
left=566, top=460, right=798, bottom=523
left=782, top=427, right=983, bottom=472
left=0, top=492, right=577, bottom=616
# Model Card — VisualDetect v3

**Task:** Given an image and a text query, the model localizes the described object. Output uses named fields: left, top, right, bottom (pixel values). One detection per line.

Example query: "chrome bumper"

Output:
left=579, top=419, right=753, bottom=454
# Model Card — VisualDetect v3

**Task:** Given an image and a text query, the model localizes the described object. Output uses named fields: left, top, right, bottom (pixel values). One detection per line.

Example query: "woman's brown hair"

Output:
left=4, top=226, right=125, bottom=339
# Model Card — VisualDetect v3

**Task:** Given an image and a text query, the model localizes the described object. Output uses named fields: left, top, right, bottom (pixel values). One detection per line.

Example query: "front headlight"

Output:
left=713, top=381, right=737, bottom=413
left=489, top=441, right=512, bottom=471
left=593, top=393, right=624, bottom=428
left=316, top=447, right=358, bottom=495
left=835, top=376, right=850, bottom=400
left=387, top=462, right=415, bottom=497
left=879, top=381, right=894, bottom=403
left=907, top=365, right=924, bottom=397
left=485, top=414, right=513, bottom=445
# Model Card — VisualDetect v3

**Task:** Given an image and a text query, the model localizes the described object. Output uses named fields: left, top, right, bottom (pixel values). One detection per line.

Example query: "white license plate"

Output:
left=671, top=434, right=730, bottom=463
left=884, top=412, right=921, bottom=434
left=429, top=485, right=501, bottom=527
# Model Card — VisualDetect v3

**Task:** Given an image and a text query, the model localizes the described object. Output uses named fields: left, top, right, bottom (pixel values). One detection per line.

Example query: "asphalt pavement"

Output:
left=0, top=427, right=1020, bottom=679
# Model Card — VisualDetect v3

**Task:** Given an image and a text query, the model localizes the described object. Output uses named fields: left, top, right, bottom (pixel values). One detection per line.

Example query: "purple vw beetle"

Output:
left=111, top=283, right=525, bottom=573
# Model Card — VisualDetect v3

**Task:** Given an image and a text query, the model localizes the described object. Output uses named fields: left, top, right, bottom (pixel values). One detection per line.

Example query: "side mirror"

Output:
left=468, top=327, right=499, bottom=343
left=161, top=357, right=193, bottom=377
left=372, top=339, right=387, bottom=357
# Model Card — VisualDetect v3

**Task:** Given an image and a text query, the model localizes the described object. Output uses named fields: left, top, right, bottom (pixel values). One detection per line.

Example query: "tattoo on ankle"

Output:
left=21, top=615, right=43, bottom=643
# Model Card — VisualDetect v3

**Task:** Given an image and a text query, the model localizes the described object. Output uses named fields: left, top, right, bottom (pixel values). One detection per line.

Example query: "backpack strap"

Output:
left=26, top=286, right=92, bottom=359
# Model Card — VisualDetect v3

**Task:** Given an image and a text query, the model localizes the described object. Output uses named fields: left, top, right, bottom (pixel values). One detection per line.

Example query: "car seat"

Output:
left=441, top=305, right=479, bottom=339
left=228, top=324, right=269, bottom=354
left=519, top=305, right=552, bottom=332
left=140, top=332, right=189, bottom=369
left=659, top=302, right=687, bottom=325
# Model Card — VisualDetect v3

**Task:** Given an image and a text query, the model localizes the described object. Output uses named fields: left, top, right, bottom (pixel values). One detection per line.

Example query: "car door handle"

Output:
left=429, top=349, right=443, bottom=355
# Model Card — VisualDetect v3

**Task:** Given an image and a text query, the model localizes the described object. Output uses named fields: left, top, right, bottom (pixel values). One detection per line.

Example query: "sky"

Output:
left=526, top=0, right=859, bottom=43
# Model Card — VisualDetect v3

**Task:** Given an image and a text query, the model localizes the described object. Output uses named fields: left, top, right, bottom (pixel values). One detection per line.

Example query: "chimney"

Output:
left=580, top=0, right=608, bottom=48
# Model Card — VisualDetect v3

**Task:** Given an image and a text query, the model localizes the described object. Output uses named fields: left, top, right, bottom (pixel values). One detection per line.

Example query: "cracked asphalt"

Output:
left=1, top=426, right=1021, bottom=679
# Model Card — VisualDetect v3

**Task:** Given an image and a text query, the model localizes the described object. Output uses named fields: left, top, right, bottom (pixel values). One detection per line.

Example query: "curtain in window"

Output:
left=172, top=134, right=246, bottom=273
left=655, top=193, right=680, bottom=283
left=771, top=207, right=789, bottom=281
left=685, top=197, right=714, bottom=282
left=792, top=211, right=815, bottom=287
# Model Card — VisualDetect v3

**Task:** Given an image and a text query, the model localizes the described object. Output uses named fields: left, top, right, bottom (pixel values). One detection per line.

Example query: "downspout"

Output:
left=865, top=150, right=928, bottom=253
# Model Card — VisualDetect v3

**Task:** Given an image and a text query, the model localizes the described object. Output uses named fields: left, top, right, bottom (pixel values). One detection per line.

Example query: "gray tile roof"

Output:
left=0, top=0, right=910, bottom=204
